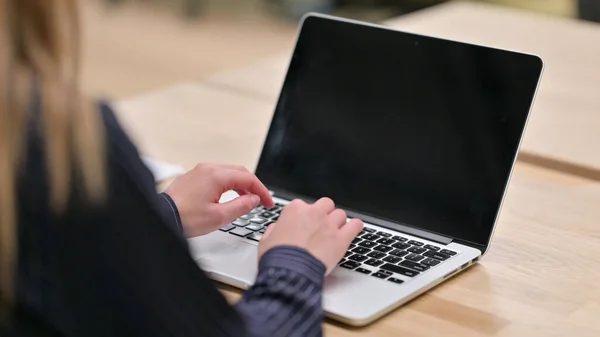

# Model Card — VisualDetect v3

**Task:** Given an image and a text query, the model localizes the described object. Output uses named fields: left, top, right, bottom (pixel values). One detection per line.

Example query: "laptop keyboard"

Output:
left=219, top=204, right=458, bottom=285
left=220, top=204, right=283, bottom=240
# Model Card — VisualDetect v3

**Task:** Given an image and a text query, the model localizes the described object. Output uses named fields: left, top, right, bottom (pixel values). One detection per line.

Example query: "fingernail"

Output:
left=251, top=195, right=260, bottom=206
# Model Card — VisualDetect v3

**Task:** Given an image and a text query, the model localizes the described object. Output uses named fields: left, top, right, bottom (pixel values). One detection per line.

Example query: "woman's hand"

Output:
left=164, top=163, right=274, bottom=237
left=258, top=198, right=363, bottom=275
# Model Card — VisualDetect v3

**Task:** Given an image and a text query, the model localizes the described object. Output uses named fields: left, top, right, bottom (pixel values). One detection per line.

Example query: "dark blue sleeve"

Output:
left=158, top=192, right=184, bottom=234
left=99, top=101, right=184, bottom=236
left=93, top=102, right=326, bottom=336
left=237, top=246, right=326, bottom=337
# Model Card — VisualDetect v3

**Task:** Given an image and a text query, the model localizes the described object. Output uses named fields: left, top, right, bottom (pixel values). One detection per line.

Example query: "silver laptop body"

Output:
left=188, top=14, right=543, bottom=326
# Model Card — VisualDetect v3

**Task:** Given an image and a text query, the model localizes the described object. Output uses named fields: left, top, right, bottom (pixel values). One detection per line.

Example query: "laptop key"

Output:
left=424, top=244, right=440, bottom=251
left=389, top=249, right=409, bottom=257
left=382, top=256, right=402, bottom=264
left=351, top=247, right=371, bottom=255
left=362, top=233, right=380, bottom=241
left=392, top=242, right=410, bottom=250
left=408, top=240, right=424, bottom=246
left=388, top=277, right=404, bottom=284
left=423, top=251, right=451, bottom=261
left=219, top=224, right=235, bottom=232
left=373, top=245, right=393, bottom=253
left=265, top=206, right=281, bottom=212
left=271, top=215, right=279, bottom=221
left=440, top=249, right=457, bottom=256
left=348, top=254, right=368, bottom=262
left=399, top=260, right=430, bottom=272
left=392, top=236, right=408, bottom=242
left=259, top=228, right=266, bottom=234
left=377, top=231, right=392, bottom=237
left=260, top=211, right=275, bottom=218
left=344, top=251, right=353, bottom=258
left=247, top=233, right=263, bottom=242
left=245, top=224, right=263, bottom=231
left=422, top=258, right=441, bottom=266
left=249, top=207, right=263, bottom=214
left=352, top=238, right=362, bottom=244
left=372, top=272, right=389, bottom=279
left=340, top=261, right=360, bottom=269
left=367, top=251, right=385, bottom=259
left=358, top=240, right=377, bottom=248
left=229, top=227, right=253, bottom=237
left=232, top=219, right=249, bottom=227
left=407, top=247, right=427, bottom=254
left=363, top=227, right=377, bottom=233
left=379, top=269, right=392, bottom=276
left=263, top=221, right=273, bottom=227
left=240, top=214, right=253, bottom=220
left=380, top=263, right=420, bottom=277
left=377, top=238, right=396, bottom=245
left=355, top=268, right=371, bottom=275
left=405, top=254, right=425, bottom=262
left=365, top=258, right=384, bottom=267
left=250, top=218, right=267, bottom=224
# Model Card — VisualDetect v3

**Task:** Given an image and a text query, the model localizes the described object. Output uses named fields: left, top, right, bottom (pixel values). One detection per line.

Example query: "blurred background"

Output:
left=83, top=0, right=599, bottom=99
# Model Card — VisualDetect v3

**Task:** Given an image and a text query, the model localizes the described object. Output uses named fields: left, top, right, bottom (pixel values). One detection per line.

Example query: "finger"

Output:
left=217, top=169, right=274, bottom=208
left=287, top=199, right=307, bottom=208
left=313, top=197, right=335, bottom=215
left=281, top=199, right=305, bottom=215
left=215, top=194, right=262, bottom=223
left=234, top=189, right=249, bottom=196
left=338, top=219, right=364, bottom=244
left=212, top=164, right=249, bottom=172
left=262, top=222, right=276, bottom=240
left=327, top=209, right=347, bottom=228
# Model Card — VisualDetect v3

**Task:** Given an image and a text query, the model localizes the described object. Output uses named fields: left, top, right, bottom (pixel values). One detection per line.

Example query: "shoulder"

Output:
left=97, top=100, right=134, bottom=150
left=95, top=100, right=161, bottom=205
left=96, top=100, right=145, bottom=171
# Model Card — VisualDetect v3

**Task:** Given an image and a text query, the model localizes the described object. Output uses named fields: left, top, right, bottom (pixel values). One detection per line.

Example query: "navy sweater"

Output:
left=4, top=102, right=325, bottom=336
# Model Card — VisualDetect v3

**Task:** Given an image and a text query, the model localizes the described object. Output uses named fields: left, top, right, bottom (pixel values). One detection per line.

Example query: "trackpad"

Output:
left=195, top=238, right=258, bottom=288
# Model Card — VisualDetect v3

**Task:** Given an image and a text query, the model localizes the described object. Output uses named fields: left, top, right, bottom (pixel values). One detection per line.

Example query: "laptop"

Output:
left=188, top=14, right=544, bottom=326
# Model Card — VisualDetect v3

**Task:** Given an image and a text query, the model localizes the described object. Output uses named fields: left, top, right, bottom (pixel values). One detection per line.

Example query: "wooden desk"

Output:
left=116, top=82, right=600, bottom=336
left=205, top=1, right=600, bottom=181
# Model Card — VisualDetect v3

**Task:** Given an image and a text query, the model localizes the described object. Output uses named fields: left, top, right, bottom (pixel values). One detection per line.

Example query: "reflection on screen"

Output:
left=256, top=16, right=542, bottom=248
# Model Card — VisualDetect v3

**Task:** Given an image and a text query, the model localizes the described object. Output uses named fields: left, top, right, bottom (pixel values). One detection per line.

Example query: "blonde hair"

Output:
left=0, top=0, right=106, bottom=315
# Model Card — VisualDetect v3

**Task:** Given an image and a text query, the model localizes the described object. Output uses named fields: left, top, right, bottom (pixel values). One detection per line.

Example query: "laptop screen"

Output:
left=255, top=15, right=543, bottom=249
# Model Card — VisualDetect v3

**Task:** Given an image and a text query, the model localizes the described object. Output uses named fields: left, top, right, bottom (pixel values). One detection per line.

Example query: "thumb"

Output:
left=217, top=194, right=261, bottom=222
left=262, top=221, right=277, bottom=240
left=339, top=219, right=364, bottom=245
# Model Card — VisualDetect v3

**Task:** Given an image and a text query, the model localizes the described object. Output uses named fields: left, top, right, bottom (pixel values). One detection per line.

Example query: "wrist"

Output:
left=259, top=246, right=326, bottom=285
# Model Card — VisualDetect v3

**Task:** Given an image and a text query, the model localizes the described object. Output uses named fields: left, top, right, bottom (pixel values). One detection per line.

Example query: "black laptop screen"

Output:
left=255, top=16, right=543, bottom=249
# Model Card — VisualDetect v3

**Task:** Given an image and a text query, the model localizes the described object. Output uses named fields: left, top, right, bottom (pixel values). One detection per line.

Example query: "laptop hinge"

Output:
left=343, top=209, right=453, bottom=245
left=271, top=191, right=453, bottom=246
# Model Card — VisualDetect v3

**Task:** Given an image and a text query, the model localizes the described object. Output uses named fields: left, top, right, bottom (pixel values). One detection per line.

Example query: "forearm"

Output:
left=235, top=246, right=326, bottom=337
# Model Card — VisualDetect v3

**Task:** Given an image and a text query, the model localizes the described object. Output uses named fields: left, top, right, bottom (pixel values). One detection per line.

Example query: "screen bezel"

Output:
left=254, top=13, right=544, bottom=254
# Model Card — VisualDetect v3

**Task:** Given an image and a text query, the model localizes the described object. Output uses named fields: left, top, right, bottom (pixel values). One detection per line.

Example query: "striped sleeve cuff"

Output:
left=159, top=192, right=183, bottom=234
left=259, top=246, right=326, bottom=285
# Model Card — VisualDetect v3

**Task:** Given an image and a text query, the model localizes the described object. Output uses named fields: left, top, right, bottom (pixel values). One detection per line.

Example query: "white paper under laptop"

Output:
left=142, top=156, right=185, bottom=183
